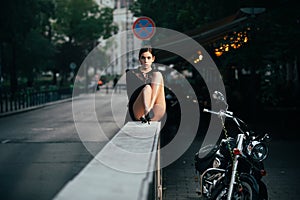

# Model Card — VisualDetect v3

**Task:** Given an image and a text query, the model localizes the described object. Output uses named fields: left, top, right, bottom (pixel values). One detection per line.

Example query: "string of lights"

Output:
left=214, top=27, right=251, bottom=57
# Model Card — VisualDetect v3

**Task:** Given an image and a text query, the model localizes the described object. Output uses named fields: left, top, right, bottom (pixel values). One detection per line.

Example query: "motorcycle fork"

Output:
left=227, top=134, right=244, bottom=200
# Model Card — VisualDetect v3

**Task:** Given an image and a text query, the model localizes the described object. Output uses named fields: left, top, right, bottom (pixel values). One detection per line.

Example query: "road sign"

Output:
left=132, top=17, right=156, bottom=40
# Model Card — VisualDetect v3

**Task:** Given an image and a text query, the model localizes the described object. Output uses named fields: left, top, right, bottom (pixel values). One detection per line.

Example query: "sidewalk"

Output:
left=162, top=136, right=201, bottom=200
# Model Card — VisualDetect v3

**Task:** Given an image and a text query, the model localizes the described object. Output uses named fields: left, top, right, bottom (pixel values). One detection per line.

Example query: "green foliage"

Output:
left=52, top=0, right=118, bottom=86
left=20, top=29, right=56, bottom=77
left=53, top=0, right=118, bottom=49
left=0, top=0, right=57, bottom=90
left=131, top=0, right=240, bottom=32
left=0, top=0, right=118, bottom=91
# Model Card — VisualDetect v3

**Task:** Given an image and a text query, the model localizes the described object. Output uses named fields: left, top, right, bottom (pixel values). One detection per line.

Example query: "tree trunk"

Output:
left=10, top=41, right=18, bottom=94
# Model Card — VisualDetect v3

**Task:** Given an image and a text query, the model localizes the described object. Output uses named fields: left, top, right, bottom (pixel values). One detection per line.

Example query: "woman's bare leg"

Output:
left=150, top=72, right=166, bottom=121
left=133, top=72, right=166, bottom=121
left=133, top=85, right=152, bottom=120
left=151, top=103, right=165, bottom=121
left=148, top=72, right=163, bottom=109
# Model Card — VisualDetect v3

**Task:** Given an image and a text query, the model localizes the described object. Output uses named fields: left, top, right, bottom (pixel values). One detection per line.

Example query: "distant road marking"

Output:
left=1, top=139, right=11, bottom=144
left=32, top=128, right=55, bottom=131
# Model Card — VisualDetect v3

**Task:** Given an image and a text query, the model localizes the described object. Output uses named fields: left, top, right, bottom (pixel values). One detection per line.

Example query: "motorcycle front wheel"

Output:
left=214, top=180, right=259, bottom=200
left=258, top=180, right=268, bottom=200
left=232, top=180, right=259, bottom=200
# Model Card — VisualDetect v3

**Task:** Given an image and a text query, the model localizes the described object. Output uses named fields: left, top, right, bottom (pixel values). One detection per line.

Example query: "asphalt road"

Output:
left=0, top=91, right=128, bottom=200
left=264, top=139, right=300, bottom=200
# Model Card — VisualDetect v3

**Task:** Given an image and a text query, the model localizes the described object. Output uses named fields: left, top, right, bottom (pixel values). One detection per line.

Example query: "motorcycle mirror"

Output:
left=262, top=133, right=271, bottom=142
left=212, top=91, right=226, bottom=103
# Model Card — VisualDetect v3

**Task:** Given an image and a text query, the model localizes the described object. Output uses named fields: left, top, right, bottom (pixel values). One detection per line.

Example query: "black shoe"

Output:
left=140, top=116, right=147, bottom=123
left=145, top=109, right=154, bottom=124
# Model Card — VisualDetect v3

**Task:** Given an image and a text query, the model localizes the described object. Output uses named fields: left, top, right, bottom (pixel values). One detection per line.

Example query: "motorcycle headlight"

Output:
left=247, top=141, right=268, bottom=162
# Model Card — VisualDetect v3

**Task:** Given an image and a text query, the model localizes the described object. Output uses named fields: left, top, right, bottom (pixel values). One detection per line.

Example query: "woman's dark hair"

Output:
left=138, top=46, right=155, bottom=59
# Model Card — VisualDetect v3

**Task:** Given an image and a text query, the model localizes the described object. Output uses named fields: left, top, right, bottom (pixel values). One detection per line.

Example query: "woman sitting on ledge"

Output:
left=126, top=46, right=166, bottom=123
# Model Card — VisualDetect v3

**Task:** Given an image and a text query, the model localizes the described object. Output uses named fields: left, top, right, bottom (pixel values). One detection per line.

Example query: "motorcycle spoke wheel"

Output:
left=234, top=182, right=254, bottom=200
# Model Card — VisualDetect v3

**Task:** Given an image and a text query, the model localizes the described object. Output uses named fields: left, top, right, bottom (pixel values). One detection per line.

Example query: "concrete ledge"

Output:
left=54, top=121, right=161, bottom=200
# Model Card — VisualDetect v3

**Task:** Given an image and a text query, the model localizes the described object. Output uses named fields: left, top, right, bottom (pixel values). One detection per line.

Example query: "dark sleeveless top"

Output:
left=126, top=67, right=159, bottom=121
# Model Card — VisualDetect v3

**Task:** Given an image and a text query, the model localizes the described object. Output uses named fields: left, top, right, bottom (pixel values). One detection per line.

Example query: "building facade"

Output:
left=96, top=0, right=141, bottom=75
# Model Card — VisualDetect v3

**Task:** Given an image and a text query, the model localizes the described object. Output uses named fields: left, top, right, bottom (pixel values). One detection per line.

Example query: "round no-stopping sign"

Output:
left=132, top=17, right=156, bottom=40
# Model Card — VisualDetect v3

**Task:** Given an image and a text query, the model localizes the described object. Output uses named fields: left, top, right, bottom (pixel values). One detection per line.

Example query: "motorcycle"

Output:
left=195, top=91, right=270, bottom=200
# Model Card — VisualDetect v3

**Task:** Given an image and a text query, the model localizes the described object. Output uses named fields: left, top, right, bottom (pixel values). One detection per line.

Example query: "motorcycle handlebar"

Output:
left=226, top=110, right=233, bottom=115
left=203, top=108, right=233, bottom=118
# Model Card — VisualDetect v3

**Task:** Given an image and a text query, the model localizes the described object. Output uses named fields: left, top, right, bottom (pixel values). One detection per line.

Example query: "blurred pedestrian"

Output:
left=126, top=46, right=166, bottom=123
left=113, top=76, right=118, bottom=88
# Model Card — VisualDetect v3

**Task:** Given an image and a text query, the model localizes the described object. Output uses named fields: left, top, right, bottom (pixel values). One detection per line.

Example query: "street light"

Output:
left=240, top=0, right=266, bottom=17
left=240, top=7, right=266, bottom=17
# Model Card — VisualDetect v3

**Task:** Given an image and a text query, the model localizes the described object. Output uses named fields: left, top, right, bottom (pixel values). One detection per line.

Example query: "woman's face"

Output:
left=139, top=51, right=155, bottom=68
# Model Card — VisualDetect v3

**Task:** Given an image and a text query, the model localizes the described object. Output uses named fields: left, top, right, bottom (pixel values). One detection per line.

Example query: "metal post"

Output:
left=156, top=136, right=162, bottom=200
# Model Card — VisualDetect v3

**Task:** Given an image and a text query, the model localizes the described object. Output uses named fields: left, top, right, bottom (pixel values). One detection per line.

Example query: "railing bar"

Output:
left=0, top=88, right=72, bottom=114
left=5, top=93, right=8, bottom=112
left=0, top=93, right=3, bottom=113
left=10, top=93, right=12, bottom=111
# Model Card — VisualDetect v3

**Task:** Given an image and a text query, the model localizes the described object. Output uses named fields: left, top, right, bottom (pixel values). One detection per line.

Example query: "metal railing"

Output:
left=0, top=88, right=72, bottom=114
left=103, top=83, right=127, bottom=94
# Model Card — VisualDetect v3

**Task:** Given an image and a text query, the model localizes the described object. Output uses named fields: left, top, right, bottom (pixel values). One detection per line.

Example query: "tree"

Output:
left=52, top=0, right=118, bottom=85
left=0, top=0, right=118, bottom=91
left=0, top=0, right=56, bottom=91
left=19, top=30, right=56, bottom=87
left=130, top=0, right=240, bottom=32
